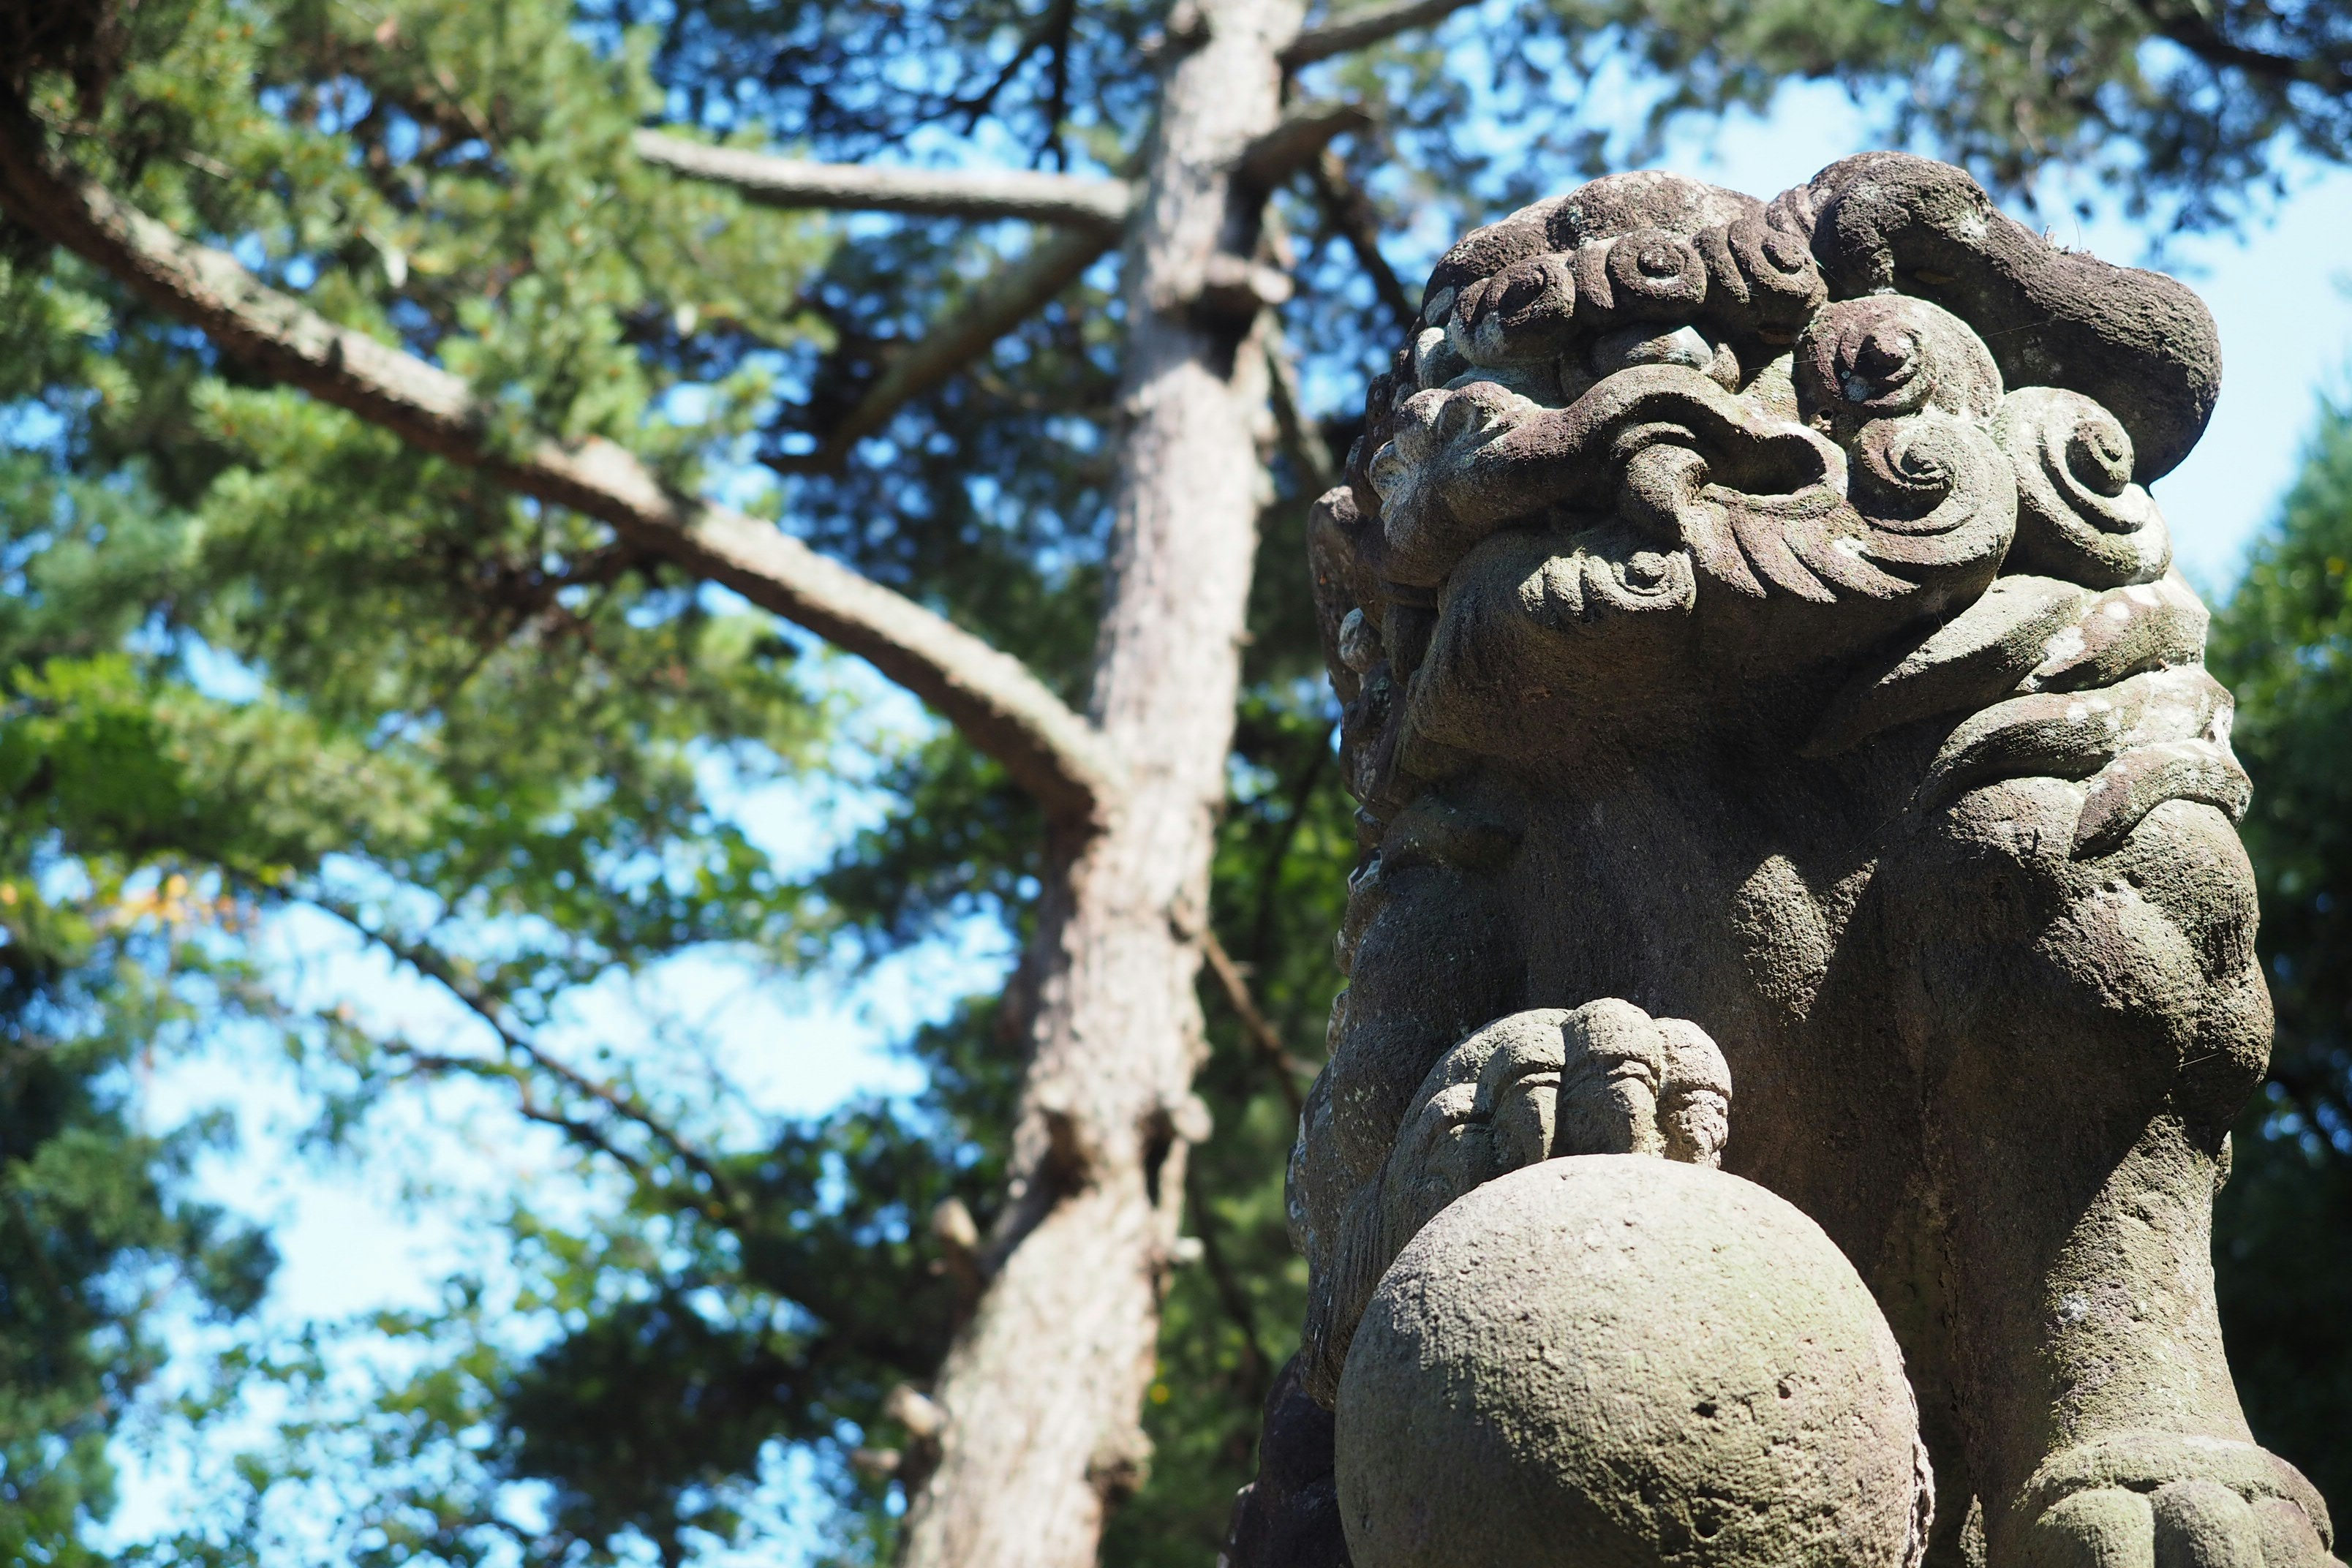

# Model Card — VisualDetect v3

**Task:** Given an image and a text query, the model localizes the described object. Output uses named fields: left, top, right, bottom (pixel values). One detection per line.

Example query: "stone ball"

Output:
left=1335, top=1156, right=1929, bottom=1568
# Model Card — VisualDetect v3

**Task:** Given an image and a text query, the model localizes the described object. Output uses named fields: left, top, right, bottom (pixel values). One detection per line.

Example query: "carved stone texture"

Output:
left=1338, top=1158, right=1929, bottom=1568
left=1232, top=153, right=2342, bottom=1568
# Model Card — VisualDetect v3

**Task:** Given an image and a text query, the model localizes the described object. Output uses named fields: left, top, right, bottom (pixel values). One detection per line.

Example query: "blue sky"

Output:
left=102, top=63, right=2352, bottom=1567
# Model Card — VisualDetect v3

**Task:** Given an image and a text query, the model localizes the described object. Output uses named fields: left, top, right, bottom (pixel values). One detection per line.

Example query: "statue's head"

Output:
left=1309, top=154, right=2218, bottom=813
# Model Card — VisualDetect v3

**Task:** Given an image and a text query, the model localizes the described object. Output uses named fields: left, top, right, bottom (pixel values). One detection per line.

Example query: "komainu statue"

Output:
left=1222, top=154, right=2342, bottom=1568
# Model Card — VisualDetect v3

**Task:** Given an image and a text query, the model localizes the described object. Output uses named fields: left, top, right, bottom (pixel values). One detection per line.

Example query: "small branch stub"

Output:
left=884, top=1383, right=948, bottom=1443
left=1197, top=253, right=1296, bottom=319
left=1237, top=100, right=1373, bottom=188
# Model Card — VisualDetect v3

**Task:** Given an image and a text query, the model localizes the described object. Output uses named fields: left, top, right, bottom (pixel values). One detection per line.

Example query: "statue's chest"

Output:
left=1483, top=766, right=1882, bottom=1039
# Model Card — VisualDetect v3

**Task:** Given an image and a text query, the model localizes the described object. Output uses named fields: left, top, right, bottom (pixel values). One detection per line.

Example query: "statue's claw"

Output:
left=1296, top=1001, right=1731, bottom=1406
left=2013, top=1437, right=2339, bottom=1568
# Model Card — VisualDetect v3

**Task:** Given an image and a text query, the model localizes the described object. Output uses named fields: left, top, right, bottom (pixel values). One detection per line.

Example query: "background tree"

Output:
left=2209, top=402, right=2352, bottom=1518
left=0, top=0, right=2346, bottom=1564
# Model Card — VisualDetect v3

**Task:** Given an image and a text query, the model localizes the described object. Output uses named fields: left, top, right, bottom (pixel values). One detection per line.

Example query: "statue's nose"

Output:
left=1588, top=323, right=1720, bottom=381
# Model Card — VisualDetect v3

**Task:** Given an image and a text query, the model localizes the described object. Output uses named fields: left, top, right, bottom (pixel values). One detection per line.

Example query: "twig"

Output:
left=801, top=225, right=1112, bottom=467
left=951, top=0, right=1066, bottom=132
left=304, top=892, right=747, bottom=1218
left=1039, top=0, right=1077, bottom=168
left=1195, top=924, right=1307, bottom=1117
left=392, top=1045, right=660, bottom=1187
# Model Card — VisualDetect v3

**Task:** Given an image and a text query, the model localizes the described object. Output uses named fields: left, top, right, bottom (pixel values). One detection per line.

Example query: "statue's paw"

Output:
left=1368, top=1003, right=1733, bottom=1275
left=2015, top=1436, right=2339, bottom=1568
left=1471, top=998, right=1731, bottom=1169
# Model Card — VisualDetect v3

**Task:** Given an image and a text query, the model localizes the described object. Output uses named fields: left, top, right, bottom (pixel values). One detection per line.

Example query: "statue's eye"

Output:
left=1838, top=326, right=1923, bottom=406
left=1460, top=255, right=1574, bottom=333
left=1452, top=255, right=1577, bottom=363
left=1853, top=332, right=1918, bottom=384
left=1494, top=266, right=1553, bottom=319
left=1759, top=227, right=1809, bottom=273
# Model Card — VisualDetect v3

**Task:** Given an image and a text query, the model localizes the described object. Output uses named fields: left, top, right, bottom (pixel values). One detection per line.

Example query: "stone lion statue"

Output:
left=1223, top=154, right=2340, bottom=1568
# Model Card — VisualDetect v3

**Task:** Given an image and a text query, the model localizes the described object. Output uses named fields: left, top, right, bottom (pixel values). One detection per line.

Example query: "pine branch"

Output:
left=394, top=1047, right=661, bottom=1188
left=631, top=130, right=1134, bottom=234
left=2126, top=0, right=2352, bottom=94
left=0, top=113, right=1124, bottom=829
left=1310, top=148, right=1417, bottom=333
left=1280, top=0, right=1483, bottom=69
left=796, top=225, right=1112, bottom=468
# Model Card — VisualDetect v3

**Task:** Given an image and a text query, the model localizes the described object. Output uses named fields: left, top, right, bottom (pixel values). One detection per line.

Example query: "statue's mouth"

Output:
left=1368, top=293, right=2029, bottom=638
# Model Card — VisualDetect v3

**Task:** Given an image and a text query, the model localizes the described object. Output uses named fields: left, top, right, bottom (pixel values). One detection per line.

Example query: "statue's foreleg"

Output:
left=1893, top=780, right=2338, bottom=1568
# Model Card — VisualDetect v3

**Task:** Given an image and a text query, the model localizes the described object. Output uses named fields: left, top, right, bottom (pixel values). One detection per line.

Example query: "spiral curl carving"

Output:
left=1697, top=213, right=1825, bottom=337
left=1797, top=296, right=2003, bottom=425
left=1449, top=252, right=1578, bottom=366
left=1993, top=386, right=2172, bottom=589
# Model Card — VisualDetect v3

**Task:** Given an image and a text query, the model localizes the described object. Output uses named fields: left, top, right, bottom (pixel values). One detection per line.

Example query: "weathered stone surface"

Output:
left=1236, top=152, right=2342, bottom=1568
left=1336, top=1158, right=1927, bottom=1568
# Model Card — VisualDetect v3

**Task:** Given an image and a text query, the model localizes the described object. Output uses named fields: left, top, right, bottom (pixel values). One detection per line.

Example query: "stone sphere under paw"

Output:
left=1334, top=1156, right=1930, bottom=1568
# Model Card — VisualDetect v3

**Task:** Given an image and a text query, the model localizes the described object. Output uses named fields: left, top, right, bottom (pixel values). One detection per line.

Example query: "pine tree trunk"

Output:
left=897, top=2, right=1305, bottom=1562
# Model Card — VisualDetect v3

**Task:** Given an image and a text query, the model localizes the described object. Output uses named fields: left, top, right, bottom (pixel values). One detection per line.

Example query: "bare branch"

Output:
left=801, top=225, right=1112, bottom=467
left=306, top=892, right=748, bottom=1215
left=1265, top=327, right=1338, bottom=497
left=1311, top=148, right=1417, bottom=333
left=2127, top=0, right=2352, bottom=93
left=1237, top=100, right=1372, bottom=189
left=1280, top=0, right=1482, bottom=69
left=632, top=130, right=1134, bottom=235
left=0, top=118, right=1123, bottom=829
left=1194, top=924, right=1307, bottom=1116
left=1038, top=0, right=1079, bottom=167
left=392, top=1046, right=661, bottom=1188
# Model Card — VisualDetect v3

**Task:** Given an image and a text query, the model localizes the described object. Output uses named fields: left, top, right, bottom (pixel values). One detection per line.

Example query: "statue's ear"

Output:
left=1801, top=153, right=2218, bottom=483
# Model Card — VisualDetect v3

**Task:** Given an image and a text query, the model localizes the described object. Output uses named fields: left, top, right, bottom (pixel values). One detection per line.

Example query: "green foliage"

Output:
left=2209, top=401, right=2352, bottom=1514
left=0, top=525, right=288, bottom=1565
left=0, top=0, right=895, bottom=1557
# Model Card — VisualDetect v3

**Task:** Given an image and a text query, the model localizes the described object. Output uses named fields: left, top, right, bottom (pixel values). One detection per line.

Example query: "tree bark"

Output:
left=893, top=1, right=1305, bottom=1562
